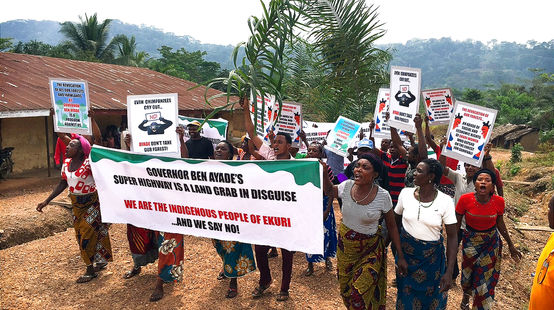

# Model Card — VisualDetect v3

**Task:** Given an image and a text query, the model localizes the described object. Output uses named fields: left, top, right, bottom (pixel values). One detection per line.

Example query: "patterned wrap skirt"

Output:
left=213, top=240, right=256, bottom=278
left=126, top=224, right=158, bottom=267
left=461, top=228, right=502, bottom=310
left=396, top=228, right=447, bottom=310
left=157, top=232, right=185, bottom=283
left=70, top=192, right=112, bottom=266
left=306, top=195, right=338, bottom=262
left=337, top=222, right=386, bottom=310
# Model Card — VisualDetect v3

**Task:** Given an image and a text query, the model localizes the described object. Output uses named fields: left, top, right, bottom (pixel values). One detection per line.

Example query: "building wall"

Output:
left=518, top=132, right=539, bottom=152
left=1, top=117, right=54, bottom=173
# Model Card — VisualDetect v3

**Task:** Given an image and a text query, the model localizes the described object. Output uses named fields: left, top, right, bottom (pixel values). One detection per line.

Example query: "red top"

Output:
left=434, top=145, right=458, bottom=185
left=456, top=193, right=505, bottom=230
left=54, top=138, right=67, bottom=165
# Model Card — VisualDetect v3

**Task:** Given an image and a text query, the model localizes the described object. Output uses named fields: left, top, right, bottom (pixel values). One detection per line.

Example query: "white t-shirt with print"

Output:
left=394, top=187, right=457, bottom=241
left=61, top=157, right=96, bottom=195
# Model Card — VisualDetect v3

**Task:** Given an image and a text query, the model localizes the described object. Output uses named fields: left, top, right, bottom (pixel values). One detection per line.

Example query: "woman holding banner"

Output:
left=394, top=158, right=458, bottom=310
left=37, top=110, right=113, bottom=283
left=212, top=140, right=257, bottom=298
left=322, top=153, right=407, bottom=309
left=304, top=142, right=337, bottom=276
left=456, top=169, right=522, bottom=310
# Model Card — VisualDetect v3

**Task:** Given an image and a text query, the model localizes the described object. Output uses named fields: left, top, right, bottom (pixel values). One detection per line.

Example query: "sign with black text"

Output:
left=388, top=66, right=421, bottom=133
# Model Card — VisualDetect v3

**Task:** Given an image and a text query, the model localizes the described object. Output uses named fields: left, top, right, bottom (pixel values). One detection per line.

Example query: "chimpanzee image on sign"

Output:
left=138, top=117, right=173, bottom=135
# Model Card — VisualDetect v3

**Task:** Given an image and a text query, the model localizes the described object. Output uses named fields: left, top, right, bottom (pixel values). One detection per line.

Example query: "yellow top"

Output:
left=529, top=233, right=554, bottom=310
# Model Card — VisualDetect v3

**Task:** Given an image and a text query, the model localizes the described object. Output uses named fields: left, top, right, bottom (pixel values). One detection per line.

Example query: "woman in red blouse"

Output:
left=455, top=169, right=522, bottom=310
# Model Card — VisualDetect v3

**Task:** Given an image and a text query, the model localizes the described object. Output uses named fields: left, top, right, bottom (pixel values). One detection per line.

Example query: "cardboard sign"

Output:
left=442, top=101, right=498, bottom=167
left=178, top=116, right=228, bottom=147
left=388, top=66, right=422, bottom=133
left=127, top=93, right=179, bottom=157
left=250, top=92, right=277, bottom=144
left=49, top=78, right=91, bottom=135
left=324, top=116, right=361, bottom=157
left=274, top=102, right=303, bottom=147
left=422, top=88, right=455, bottom=125
left=90, top=146, right=324, bottom=254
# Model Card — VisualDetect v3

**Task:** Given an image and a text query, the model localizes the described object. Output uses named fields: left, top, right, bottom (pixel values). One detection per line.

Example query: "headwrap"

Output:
left=71, top=134, right=92, bottom=157
left=472, top=168, right=497, bottom=185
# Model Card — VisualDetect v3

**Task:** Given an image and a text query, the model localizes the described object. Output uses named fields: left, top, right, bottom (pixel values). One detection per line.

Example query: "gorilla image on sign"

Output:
left=394, top=85, right=416, bottom=107
left=138, top=116, right=173, bottom=135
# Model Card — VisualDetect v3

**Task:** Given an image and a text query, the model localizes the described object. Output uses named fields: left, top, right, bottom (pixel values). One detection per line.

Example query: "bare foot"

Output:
left=150, top=279, right=164, bottom=302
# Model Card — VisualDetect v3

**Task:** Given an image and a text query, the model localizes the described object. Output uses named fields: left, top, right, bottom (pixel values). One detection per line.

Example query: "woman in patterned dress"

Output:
left=394, top=159, right=459, bottom=310
left=212, top=140, right=256, bottom=298
left=456, top=169, right=521, bottom=310
left=37, top=111, right=113, bottom=283
left=322, top=153, right=407, bottom=309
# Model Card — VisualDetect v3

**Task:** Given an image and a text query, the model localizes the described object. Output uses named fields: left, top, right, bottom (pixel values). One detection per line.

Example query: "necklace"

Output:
left=416, top=186, right=438, bottom=220
left=352, top=182, right=375, bottom=204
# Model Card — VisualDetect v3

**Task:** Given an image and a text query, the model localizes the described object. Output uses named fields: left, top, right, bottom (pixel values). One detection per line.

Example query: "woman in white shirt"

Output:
left=394, top=158, right=458, bottom=310
left=323, top=153, right=407, bottom=309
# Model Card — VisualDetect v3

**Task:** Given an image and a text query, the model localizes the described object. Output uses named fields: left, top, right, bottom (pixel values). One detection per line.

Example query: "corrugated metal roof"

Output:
left=0, top=52, right=231, bottom=113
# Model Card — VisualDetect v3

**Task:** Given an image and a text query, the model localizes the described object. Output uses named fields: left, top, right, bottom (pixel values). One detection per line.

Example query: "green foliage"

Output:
left=59, top=13, right=119, bottom=62
left=509, top=164, right=521, bottom=176
left=147, top=46, right=221, bottom=83
left=0, top=38, right=13, bottom=51
left=511, top=143, right=523, bottom=163
left=112, top=35, right=149, bottom=67
left=301, top=0, right=391, bottom=122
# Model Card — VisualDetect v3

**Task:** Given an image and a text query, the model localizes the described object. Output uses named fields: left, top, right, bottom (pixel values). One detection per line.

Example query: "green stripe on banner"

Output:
left=90, top=146, right=320, bottom=188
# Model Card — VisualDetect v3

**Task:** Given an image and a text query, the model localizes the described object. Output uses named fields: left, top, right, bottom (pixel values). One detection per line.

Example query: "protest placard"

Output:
left=388, top=66, right=422, bottom=133
left=90, top=146, right=323, bottom=254
left=324, top=116, right=361, bottom=157
left=49, top=78, right=91, bottom=135
left=178, top=116, right=228, bottom=147
left=299, top=121, right=334, bottom=153
left=274, top=102, right=303, bottom=147
left=127, top=93, right=179, bottom=157
left=442, top=101, right=498, bottom=167
left=249, top=92, right=276, bottom=144
left=422, top=88, right=455, bottom=125
left=372, top=88, right=391, bottom=139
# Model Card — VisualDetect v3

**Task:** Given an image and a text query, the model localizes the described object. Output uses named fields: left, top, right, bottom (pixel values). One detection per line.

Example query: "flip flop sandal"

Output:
left=252, top=283, right=270, bottom=299
left=217, top=271, right=227, bottom=280
left=225, top=287, right=238, bottom=299
left=304, top=267, right=314, bottom=277
left=123, top=266, right=141, bottom=279
left=276, top=291, right=289, bottom=302
left=76, top=273, right=97, bottom=283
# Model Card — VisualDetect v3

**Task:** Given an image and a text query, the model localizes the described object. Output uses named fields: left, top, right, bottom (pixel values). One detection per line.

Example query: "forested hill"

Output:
left=1, top=19, right=553, bottom=89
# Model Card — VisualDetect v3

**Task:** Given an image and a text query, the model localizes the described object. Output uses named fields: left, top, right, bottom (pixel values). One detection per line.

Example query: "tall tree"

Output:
left=113, top=35, right=149, bottom=67
left=59, top=13, right=118, bottom=62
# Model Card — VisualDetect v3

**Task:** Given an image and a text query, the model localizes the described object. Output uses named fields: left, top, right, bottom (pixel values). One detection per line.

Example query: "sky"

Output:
left=1, top=0, right=552, bottom=46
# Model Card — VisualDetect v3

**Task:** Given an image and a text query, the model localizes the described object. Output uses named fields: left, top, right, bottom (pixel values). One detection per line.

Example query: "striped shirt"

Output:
left=378, top=149, right=407, bottom=206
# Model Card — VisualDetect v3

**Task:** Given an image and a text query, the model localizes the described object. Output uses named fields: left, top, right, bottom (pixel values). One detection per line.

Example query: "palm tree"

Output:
left=59, top=13, right=119, bottom=62
left=113, top=35, right=149, bottom=67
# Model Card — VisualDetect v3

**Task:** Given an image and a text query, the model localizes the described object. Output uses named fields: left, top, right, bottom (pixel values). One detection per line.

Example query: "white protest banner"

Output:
left=372, top=88, right=391, bottom=139
left=324, top=116, right=361, bottom=157
left=299, top=121, right=334, bottom=153
left=49, top=78, right=91, bottom=135
left=389, top=66, right=422, bottom=133
left=90, top=146, right=323, bottom=254
left=442, top=101, right=497, bottom=167
left=422, top=88, right=455, bottom=125
left=273, top=102, right=303, bottom=147
left=178, top=116, right=228, bottom=147
left=250, top=92, right=277, bottom=144
left=127, top=93, right=179, bottom=157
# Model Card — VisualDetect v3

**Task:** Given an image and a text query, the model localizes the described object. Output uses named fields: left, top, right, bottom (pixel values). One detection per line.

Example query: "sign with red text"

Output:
left=299, top=121, right=334, bottom=154
left=422, top=88, right=455, bottom=125
left=388, top=66, right=422, bottom=133
left=49, top=78, right=91, bottom=135
left=325, top=116, right=361, bottom=157
left=273, top=102, right=303, bottom=147
left=250, top=92, right=277, bottom=145
left=127, top=93, right=179, bottom=157
left=372, top=88, right=391, bottom=139
left=442, top=101, right=497, bottom=167
left=90, top=146, right=324, bottom=254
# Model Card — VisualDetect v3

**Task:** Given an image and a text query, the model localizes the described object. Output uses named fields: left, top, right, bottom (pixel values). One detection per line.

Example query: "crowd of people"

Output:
left=36, top=100, right=553, bottom=309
